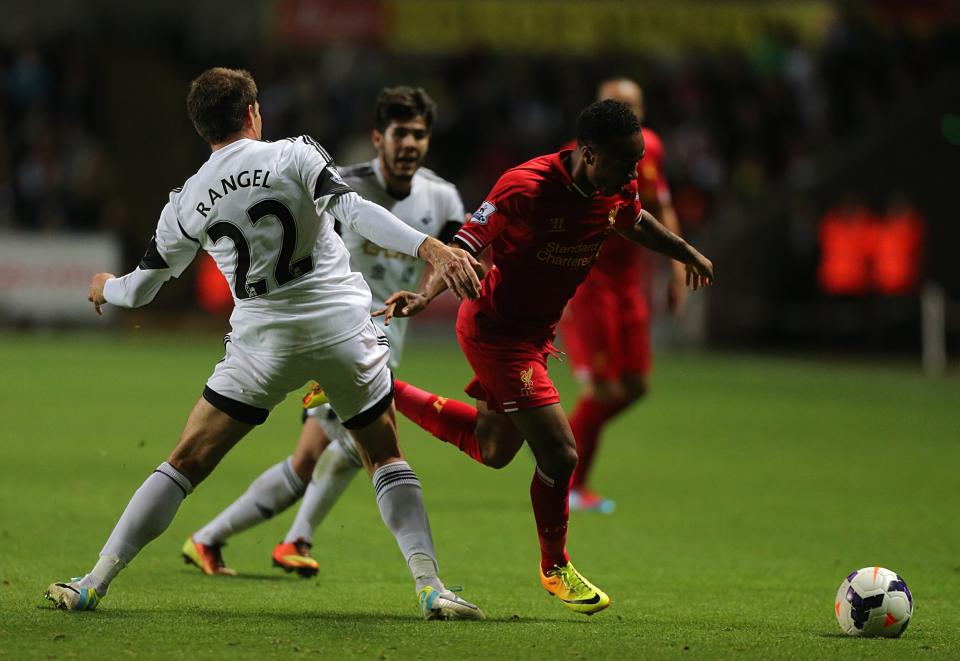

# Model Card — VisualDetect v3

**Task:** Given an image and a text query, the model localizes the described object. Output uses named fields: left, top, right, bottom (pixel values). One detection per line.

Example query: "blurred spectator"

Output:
left=0, top=5, right=955, bottom=253
left=0, top=39, right=118, bottom=232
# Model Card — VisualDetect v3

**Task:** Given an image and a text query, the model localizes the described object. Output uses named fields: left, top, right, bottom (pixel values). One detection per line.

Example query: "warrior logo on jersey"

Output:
left=519, top=365, right=535, bottom=397
left=471, top=201, right=496, bottom=225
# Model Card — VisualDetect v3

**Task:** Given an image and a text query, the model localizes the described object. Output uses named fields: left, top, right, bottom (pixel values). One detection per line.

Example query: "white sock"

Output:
left=82, top=555, right=124, bottom=595
left=80, top=462, right=193, bottom=595
left=372, top=461, right=443, bottom=593
left=284, top=440, right=361, bottom=544
left=194, top=457, right=305, bottom=546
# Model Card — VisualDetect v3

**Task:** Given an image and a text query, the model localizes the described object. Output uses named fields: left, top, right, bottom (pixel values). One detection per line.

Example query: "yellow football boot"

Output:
left=181, top=537, right=237, bottom=576
left=540, top=562, right=611, bottom=615
left=271, top=540, right=319, bottom=578
left=302, top=382, right=329, bottom=409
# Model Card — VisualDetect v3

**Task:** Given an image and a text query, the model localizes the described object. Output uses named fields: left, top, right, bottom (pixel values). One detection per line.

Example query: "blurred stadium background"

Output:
left=1, top=0, right=958, bottom=366
left=2, top=1, right=960, bottom=658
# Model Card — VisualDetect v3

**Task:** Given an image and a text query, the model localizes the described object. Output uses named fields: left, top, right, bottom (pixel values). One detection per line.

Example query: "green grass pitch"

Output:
left=0, top=332, right=958, bottom=659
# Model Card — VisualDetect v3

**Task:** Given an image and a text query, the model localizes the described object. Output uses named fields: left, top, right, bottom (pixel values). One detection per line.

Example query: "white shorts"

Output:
left=204, top=320, right=392, bottom=427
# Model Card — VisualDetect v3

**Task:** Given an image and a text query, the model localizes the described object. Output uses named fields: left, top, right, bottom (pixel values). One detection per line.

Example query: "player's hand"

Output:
left=372, top=290, right=430, bottom=325
left=417, top=237, right=482, bottom=300
left=667, top=260, right=688, bottom=316
left=684, top=253, right=713, bottom=291
left=88, top=272, right=115, bottom=316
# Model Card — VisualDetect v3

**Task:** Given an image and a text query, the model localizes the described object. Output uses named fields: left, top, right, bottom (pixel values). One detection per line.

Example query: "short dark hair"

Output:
left=187, top=67, right=258, bottom=145
left=374, top=86, right=437, bottom=133
left=575, top=99, right=640, bottom=148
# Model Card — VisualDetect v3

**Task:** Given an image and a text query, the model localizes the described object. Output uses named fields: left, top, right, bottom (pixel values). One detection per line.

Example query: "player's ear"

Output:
left=582, top=144, right=595, bottom=165
left=371, top=128, right=384, bottom=150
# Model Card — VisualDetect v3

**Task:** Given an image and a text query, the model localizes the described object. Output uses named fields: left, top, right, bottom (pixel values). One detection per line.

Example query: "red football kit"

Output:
left=452, top=150, right=642, bottom=413
left=559, top=127, right=671, bottom=380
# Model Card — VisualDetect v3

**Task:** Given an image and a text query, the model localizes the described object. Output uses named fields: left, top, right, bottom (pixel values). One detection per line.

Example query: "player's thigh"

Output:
left=458, top=333, right=559, bottom=413
left=505, top=402, right=577, bottom=478
left=204, top=339, right=305, bottom=426
left=291, top=414, right=331, bottom=482
left=475, top=399, right=525, bottom=468
left=168, top=396, right=255, bottom=485
left=561, top=288, right=621, bottom=384
left=310, top=321, right=394, bottom=432
left=617, top=291, right=652, bottom=392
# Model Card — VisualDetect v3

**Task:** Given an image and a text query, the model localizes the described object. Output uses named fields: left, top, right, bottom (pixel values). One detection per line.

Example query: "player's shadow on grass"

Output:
left=54, top=606, right=581, bottom=625
left=179, top=570, right=286, bottom=582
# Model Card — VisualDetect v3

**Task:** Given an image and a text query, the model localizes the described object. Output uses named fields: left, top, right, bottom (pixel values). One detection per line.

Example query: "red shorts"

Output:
left=455, top=303, right=560, bottom=413
left=559, top=281, right=651, bottom=381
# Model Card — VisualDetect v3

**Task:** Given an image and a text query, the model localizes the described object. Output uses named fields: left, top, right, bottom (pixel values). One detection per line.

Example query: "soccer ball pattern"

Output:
left=835, top=566, right=913, bottom=637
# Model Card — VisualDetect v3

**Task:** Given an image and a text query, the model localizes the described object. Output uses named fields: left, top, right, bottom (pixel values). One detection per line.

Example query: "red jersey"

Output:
left=562, top=128, right=670, bottom=286
left=454, top=150, right=641, bottom=334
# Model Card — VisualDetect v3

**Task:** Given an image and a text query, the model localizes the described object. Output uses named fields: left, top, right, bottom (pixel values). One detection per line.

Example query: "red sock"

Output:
left=569, top=396, right=616, bottom=490
left=531, top=467, right=571, bottom=572
left=394, top=380, right=483, bottom=463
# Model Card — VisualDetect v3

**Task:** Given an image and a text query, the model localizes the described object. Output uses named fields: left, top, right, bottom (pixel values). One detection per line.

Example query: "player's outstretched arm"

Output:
left=89, top=266, right=176, bottom=313
left=371, top=234, right=487, bottom=324
left=329, top=193, right=481, bottom=300
left=416, top=237, right=482, bottom=301
left=88, top=272, right=115, bottom=316
left=658, top=202, right=691, bottom=313
left=372, top=290, right=429, bottom=326
left=91, top=199, right=202, bottom=315
left=616, top=209, right=714, bottom=289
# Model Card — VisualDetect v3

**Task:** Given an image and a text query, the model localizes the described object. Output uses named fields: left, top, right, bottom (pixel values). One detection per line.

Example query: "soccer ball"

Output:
left=835, top=566, right=913, bottom=637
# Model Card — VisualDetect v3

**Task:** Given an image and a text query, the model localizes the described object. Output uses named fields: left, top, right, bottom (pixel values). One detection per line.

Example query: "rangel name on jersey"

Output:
left=152, top=136, right=371, bottom=354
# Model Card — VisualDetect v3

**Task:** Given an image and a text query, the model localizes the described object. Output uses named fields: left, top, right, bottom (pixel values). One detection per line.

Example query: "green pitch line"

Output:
left=0, top=333, right=957, bottom=659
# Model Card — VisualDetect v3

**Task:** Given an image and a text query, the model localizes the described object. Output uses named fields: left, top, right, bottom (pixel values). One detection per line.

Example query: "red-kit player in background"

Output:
left=559, top=78, right=687, bottom=513
left=374, top=100, right=713, bottom=615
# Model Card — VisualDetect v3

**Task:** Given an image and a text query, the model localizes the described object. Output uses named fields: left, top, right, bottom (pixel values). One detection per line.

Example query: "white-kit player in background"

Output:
left=44, top=68, right=485, bottom=621
left=183, top=86, right=469, bottom=578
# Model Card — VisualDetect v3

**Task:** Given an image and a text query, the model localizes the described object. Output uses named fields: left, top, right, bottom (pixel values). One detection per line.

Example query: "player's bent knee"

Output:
left=622, top=374, right=648, bottom=402
left=476, top=411, right=524, bottom=469
left=534, top=440, right=577, bottom=480
left=556, top=445, right=579, bottom=477
left=591, top=378, right=626, bottom=405
left=482, top=444, right=518, bottom=469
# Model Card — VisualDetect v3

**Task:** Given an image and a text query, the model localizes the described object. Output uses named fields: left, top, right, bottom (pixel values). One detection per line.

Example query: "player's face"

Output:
left=585, top=131, right=644, bottom=195
left=374, top=117, right=431, bottom=182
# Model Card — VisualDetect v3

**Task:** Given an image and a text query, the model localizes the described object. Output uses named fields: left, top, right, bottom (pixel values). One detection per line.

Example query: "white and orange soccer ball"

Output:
left=835, top=566, right=913, bottom=637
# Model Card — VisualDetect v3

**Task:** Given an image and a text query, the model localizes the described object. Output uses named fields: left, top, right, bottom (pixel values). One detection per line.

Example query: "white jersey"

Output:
left=339, top=158, right=464, bottom=365
left=105, top=136, right=425, bottom=355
